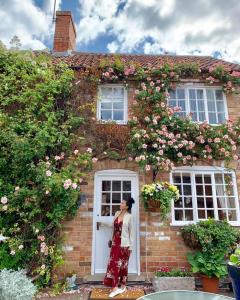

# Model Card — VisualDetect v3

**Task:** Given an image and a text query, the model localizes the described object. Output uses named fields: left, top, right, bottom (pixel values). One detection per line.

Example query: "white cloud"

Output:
left=77, top=0, right=240, bottom=62
left=0, top=0, right=61, bottom=50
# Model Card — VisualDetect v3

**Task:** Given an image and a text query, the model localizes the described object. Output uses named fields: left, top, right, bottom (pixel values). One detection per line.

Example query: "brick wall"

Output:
left=55, top=79, right=240, bottom=280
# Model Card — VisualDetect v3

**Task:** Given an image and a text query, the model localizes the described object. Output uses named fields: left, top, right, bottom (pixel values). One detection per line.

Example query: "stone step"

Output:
left=82, top=274, right=146, bottom=284
left=89, top=287, right=145, bottom=300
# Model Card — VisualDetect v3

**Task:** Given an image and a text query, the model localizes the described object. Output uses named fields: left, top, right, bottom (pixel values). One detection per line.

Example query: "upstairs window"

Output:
left=168, top=87, right=227, bottom=124
left=97, top=85, right=127, bottom=124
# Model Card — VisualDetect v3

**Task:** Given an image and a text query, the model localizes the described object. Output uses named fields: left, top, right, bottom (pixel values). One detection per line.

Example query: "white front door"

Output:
left=92, top=169, right=139, bottom=275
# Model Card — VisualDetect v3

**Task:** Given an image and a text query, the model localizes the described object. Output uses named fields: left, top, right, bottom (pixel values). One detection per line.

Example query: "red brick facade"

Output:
left=56, top=81, right=240, bottom=280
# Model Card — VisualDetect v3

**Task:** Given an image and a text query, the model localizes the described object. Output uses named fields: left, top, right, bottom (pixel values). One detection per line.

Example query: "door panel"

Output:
left=93, top=175, right=138, bottom=274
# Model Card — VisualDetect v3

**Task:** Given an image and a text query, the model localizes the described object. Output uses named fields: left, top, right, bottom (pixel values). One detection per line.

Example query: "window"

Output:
left=171, top=167, right=240, bottom=225
left=168, top=87, right=227, bottom=124
left=97, top=85, right=127, bottom=124
left=101, top=180, right=132, bottom=216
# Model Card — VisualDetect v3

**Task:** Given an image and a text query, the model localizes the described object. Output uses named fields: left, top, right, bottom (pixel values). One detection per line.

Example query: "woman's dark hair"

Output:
left=124, top=197, right=135, bottom=213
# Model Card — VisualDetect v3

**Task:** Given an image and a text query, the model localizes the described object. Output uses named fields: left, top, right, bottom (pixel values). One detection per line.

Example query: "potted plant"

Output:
left=152, top=266, right=195, bottom=291
left=187, top=251, right=227, bottom=293
left=227, top=246, right=240, bottom=300
left=141, top=181, right=179, bottom=218
left=181, top=219, right=239, bottom=293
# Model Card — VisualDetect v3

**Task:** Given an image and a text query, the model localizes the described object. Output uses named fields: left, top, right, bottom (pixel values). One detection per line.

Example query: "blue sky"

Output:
left=1, top=0, right=240, bottom=62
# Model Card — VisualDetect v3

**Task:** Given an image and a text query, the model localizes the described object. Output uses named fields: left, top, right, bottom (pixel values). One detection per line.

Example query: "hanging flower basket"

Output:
left=141, top=182, right=180, bottom=218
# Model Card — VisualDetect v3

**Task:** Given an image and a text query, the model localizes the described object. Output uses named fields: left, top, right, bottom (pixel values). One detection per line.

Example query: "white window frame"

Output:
left=97, top=84, right=128, bottom=124
left=170, top=166, right=240, bottom=226
left=168, top=84, right=229, bottom=125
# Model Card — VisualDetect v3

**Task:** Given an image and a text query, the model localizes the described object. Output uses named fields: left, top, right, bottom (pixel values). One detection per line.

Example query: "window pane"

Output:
left=206, top=89, right=214, bottom=100
left=196, top=185, right=204, bottom=195
left=178, top=100, right=186, bottom=111
left=177, top=89, right=185, bottom=99
left=198, top=100, right=204, bottom=111
left=216, top=101, right=224, bottom=112
left=228, top=210, right=237, bottom=221
left=123, top=193, right=131, bottom=201
left=183, top=175, right=191, bottom=183
left=185, top=210, right=193, bottom=221
left=112, top=193, right=121, bottom=203
left=218, top=113, right=225, bottom=123
left=198, top=210, right=206, bottom=219
left=175, top=197, right=183, bottom=208
left=208, top=101, right=215, bottom=111
left=101, top=110, right=112, bottom=120
left=169, top=90, right=176, bottom=99
left=169, top=100, right=177, bottom=107
left=112, top=181, right=121, bottom=191
left=102, top=180, right=111, bottom=191
left=113, top=87, right=124, bottom=99
left=173, top=174, right=181, bottom=183
left=215, top=90, right=223, bottom=100
left=175, top=210, right=184, bottom=221
left=183, top=185, right=192, bottom=195
left=197, top=197, right=205, bottom=208
left=189, top=89, right=196, bottom=100
left=102, top=205, right=110, bottom=216
left=101, top=102, right=112, bottom=109
left=209, top=113, right=217, bottom=124
left=207, top=210, right=214, bottom=218
left=204, top=175, right=212, bottom=184
left=218, top=209, right=227, bottom=220
left=102, top=193, right=111, bottom=204
left=123, top=181, right=131, bottom=191
left=113, top=102, right=123, bottom=109
left=190, top=100, right=197, bottom=111
left=195, top=175, right=203, bottom=184
left=197, top=90, right=204, bottom=99
left=101, top=87, right=112, bottom=98
left=226, top=197, right=236, bottom=208
left=199, top=112, right=206, bottom=121
left=206, top=198, right=214, bottom=208
left=184, top=197, right=192, bottom=208
left=113, top=110, right=124, bottom=121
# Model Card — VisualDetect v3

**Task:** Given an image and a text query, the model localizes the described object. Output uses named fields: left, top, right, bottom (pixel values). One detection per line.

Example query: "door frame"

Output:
left=91, top=169, right=140, bottom=275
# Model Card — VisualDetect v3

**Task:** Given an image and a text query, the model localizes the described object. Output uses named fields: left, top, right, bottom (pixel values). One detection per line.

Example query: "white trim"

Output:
left=97, top=84, right=128, bottom=125
left=170, top=166, right=240, bottom=226
left=168, top=85, right=228, bottom=125
left=91, top=169, right=140, bottom=275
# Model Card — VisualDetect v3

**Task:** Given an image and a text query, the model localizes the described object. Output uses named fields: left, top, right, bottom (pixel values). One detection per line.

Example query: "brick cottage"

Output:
left=51, top=11, right=240, bottom=281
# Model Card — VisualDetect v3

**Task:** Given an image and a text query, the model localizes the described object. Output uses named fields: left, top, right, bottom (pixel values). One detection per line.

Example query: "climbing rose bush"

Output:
left=0, top=47, right=96, bottom=287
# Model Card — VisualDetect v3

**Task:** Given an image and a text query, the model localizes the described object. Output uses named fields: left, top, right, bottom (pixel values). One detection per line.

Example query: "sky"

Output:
left=0, top=0, right=240, bottom=63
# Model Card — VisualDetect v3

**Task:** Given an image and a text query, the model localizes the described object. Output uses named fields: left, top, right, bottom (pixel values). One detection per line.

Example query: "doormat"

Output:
left=90, top=287, right=145, bottom=300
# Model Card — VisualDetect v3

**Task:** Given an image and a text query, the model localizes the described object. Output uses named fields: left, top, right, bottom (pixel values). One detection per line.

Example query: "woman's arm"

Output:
left=128, top=215, right=134, bottom=251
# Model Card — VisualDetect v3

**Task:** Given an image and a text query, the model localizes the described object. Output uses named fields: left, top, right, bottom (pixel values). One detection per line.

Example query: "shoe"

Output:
left=119, top=286, right=127, bottom=294
left=108, top=288, right=122, bottom=298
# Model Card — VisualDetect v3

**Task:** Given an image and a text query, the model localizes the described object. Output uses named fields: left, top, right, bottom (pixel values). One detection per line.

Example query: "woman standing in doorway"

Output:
left=100, top=197, right=135, bottom=298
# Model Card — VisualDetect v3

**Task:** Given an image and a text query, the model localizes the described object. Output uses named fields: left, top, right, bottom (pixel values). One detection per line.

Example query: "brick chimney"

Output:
left=53, top=11, right=76, bottom=54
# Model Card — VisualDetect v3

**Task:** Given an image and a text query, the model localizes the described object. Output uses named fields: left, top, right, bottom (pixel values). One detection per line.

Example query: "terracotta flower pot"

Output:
left=200, top=274, right=219, bottom=293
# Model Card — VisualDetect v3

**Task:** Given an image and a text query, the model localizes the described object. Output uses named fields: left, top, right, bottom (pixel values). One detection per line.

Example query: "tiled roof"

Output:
left=51, top=52, right=240, bottom=71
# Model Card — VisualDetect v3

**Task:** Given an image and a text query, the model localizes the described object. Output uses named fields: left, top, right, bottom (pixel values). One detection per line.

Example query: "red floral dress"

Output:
left=103, top=217, right=131, bottom=288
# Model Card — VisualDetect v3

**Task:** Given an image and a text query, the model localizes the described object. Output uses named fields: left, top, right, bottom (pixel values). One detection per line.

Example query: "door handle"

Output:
left=96, top=221, right=100, bottom=230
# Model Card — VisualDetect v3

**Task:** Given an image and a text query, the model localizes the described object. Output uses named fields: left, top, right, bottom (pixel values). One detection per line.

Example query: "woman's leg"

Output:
left=119, top=247, right=131, bottom=289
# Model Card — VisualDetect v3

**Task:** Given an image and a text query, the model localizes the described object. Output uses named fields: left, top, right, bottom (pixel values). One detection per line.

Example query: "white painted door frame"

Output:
left=91, top=169, right=140, bottom=275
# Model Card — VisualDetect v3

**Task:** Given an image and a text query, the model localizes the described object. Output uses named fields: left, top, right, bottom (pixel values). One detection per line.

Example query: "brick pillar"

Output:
left=53, top=11, right=76, bottom=52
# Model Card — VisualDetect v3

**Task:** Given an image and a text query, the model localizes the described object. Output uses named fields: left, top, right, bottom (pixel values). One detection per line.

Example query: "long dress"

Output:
left=103, top=217, right=131, bottom=288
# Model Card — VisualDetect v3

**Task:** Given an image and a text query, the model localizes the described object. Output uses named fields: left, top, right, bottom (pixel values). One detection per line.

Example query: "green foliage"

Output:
left=229, top=247, right=240, bottom=267
left=141, top=182, right=179, bottom=218
left=155, top=267, right=192, bottom=277
left=0, top=47, right=93, bottom=287
left=182, top=219, right=239, bottom=278
left=187, top=251, right=227, bottom=278
left=181, top=219, right=239, bottom=255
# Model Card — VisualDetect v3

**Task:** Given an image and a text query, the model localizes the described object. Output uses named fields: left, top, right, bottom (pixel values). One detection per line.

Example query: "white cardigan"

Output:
left=101, top=210, right=134, bottom=251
